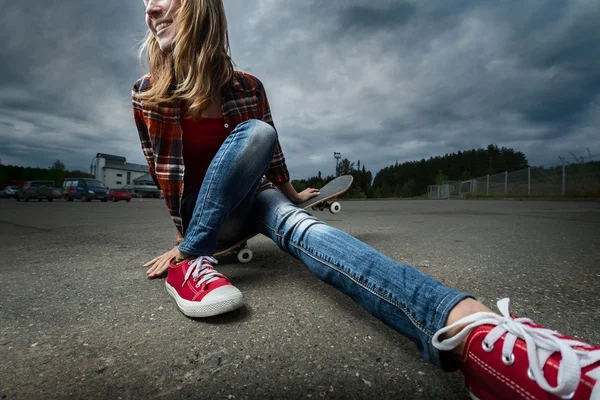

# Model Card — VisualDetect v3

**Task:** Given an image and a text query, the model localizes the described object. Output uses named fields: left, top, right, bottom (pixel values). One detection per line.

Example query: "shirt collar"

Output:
left=231, top=73, right=245, bottom=92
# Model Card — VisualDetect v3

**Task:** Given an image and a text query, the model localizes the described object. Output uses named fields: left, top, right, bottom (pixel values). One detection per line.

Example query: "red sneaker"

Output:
left=165, top=256, right=244, bottom=318
left=433, top=299, right=600, bottom=399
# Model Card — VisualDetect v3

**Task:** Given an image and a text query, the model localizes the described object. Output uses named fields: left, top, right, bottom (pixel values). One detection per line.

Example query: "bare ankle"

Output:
left=175, top=249, right=190, bottom=263
left=444, top=298, right=492, bottom=356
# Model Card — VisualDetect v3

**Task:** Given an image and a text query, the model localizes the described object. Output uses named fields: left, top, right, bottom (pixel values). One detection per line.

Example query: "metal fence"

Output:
left=429, top=163, right=600, bottom=199
left=428, top=181, right=466, bottom=199
left=470, top=165, right=600, bottom=197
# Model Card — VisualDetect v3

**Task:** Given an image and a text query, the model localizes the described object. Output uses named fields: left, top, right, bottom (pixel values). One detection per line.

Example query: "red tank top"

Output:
left=181, top=113, right=232, bottom=188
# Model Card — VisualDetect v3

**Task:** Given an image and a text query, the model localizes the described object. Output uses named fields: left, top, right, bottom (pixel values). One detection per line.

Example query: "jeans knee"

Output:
left=243, top=119, right=277, bottom=150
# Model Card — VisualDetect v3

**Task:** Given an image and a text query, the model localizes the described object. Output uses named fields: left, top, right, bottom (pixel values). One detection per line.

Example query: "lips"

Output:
left=155, top=21, right=172, bottom=34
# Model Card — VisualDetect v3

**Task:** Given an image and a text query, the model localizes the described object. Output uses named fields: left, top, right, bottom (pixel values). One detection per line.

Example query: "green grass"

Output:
left=410, top=193, right=430, bottom=200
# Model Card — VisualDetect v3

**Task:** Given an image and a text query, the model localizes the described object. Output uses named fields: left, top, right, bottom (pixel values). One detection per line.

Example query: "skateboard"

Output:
left=214, top=175, right=354, bottom=263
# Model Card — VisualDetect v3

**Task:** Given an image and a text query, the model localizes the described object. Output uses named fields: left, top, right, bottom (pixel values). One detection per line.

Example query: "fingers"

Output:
left=147, top=261, right=169, bottom=278
left=146, top=256, right=170, bottom=278
left=144, top=246, right=179, bottom=278
left=143, top=255, right=161, bottom=267
left=145, top=260, right=159, bottom=276
left=146, top=251, right=175, bottom=277
left=307, top=188, right=320, bottom=198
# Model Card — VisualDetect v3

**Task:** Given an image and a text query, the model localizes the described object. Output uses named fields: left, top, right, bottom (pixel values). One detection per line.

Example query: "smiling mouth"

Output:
left=155, top=22, right=172, bottom=34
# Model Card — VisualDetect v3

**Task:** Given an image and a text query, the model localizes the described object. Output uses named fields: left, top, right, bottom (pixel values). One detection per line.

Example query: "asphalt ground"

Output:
left=0, top=197, right=599, bottom=399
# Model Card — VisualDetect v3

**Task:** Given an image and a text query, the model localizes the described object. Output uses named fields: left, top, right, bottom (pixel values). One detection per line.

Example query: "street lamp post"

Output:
left=90, top=156, right=97, bottom=178
left=334, top=152, right=341, bottom=177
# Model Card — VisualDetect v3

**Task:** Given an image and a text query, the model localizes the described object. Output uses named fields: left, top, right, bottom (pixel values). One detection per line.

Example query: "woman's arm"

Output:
left=278, top=181, right=320, bottom=204
left=278, top=181, right=300, bottom=203
left=132, top=86, right=182, bottom=258
left=132, top=91, right=159, bottom=189
left=255, top=78, right=291, bottom=187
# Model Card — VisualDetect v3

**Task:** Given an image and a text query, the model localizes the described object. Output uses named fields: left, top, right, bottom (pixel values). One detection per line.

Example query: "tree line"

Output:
left=5, top=145, right=594, bottom=197
left=0, top=160, right=93, bottom=186
left=292, top=144, right=530, bottom=198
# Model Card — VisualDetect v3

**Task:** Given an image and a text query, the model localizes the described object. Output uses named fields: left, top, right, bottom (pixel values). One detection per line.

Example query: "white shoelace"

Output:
left=432, top=298, right=600, bottom=398
left=182, top=256, right=224, bottom=289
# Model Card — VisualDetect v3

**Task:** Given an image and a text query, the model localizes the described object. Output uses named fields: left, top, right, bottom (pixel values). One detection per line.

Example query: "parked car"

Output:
left=16, top=181, right=55, bottom=202
left=108, top=188, right=132, bottom=202
left=52, top=188, right=62, bottom=199
left=62, top=178, right=108, bottom=202
left=1, top=186, right=18, bottom=198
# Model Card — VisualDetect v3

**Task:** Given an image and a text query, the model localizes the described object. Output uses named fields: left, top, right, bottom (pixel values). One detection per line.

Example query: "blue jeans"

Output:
left=179, top=119, right=472, bottom=371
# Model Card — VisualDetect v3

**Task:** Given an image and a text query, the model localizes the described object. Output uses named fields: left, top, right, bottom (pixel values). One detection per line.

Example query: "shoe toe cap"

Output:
left=203, top=284, right=243, bottom=303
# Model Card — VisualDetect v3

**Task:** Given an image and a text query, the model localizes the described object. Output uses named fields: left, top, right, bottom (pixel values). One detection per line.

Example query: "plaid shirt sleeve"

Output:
left=131, top=85, right=160, bottom=189
left=255, top=78, right=290, bottom=186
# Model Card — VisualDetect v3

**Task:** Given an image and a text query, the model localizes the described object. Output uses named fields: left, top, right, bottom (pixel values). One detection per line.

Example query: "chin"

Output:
left=159, top=39, right=176, bottom=54
left=157, top=42, right=174, bottom=53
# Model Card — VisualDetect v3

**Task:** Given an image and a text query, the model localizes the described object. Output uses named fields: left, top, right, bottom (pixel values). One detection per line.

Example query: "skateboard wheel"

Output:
left=329, top=202, right=341, bottom=214
left=237, top=248, right=253, bottom=263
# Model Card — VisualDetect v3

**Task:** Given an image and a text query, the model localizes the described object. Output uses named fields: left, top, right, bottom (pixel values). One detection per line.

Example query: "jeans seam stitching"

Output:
left=436, top=292, right=454, bottom=315
left=435, top=292, right=467, bottom=331
left=287, top=240, right=434, bottom=337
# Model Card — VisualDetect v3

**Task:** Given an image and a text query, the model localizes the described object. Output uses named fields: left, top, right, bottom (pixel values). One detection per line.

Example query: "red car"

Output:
left=108, top=188, right=132, bottom=202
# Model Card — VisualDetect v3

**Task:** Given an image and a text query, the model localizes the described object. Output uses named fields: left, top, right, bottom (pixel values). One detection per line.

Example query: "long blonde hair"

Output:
left=137, top=0, right=234, bottom=118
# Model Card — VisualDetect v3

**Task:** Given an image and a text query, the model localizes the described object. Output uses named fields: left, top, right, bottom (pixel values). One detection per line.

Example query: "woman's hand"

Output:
left=144, top=246, right=179, bottom=278
left=294, top=187, right=320, bottom=204
left=278, top=181, right=321, bottom=204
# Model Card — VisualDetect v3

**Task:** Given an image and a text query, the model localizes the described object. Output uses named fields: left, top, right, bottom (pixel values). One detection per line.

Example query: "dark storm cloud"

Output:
left=0, top=0, right=599, bottom=180
left=0, top=0, right=147, bottom=170
left=337, top=3, right=416, bottom=33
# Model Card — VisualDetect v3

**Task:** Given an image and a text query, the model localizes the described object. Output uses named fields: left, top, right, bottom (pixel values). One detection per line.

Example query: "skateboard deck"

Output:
left=214, top=175, right=353, bottom=263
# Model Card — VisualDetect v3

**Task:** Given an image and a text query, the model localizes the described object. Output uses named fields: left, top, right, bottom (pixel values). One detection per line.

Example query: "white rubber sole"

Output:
left=165, top=282, right=244, bottom=318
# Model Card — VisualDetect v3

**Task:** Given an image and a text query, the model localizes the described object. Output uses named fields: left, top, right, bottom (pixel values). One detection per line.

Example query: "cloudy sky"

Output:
left=1, top=0, right=599, bottom=179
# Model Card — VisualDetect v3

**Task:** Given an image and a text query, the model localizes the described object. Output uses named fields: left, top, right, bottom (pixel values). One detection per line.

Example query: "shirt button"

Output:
left=224, top=123, right=229, bottom=128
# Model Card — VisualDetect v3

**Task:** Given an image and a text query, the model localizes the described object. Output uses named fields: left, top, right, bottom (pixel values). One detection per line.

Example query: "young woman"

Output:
left=132, top=1, right=599, bottom=398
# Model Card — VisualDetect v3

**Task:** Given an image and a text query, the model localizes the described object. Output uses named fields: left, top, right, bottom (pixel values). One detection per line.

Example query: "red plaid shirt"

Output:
left=131, top=71, right=290, bottom=235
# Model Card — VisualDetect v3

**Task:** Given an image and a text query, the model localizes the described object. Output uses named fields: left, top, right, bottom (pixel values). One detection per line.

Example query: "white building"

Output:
left=91, top=153, right=161, bottom=197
